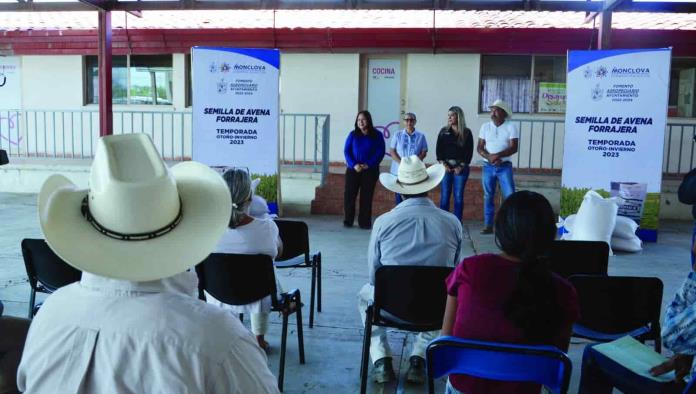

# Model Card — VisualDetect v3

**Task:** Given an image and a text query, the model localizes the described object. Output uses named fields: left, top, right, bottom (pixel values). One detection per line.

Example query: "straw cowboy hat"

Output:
left=379, top=155, right=445, bottom=195
left=489, top=99, right=513, bottom=118
left=38, top=134, right=231, bottom=282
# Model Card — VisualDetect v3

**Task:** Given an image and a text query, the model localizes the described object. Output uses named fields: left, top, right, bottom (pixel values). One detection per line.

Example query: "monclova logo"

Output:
left=595, top=66, right=608, bottom=78
left=583, top=65, right=608, bottom=79
left=611, top=66, right=650, bottom=77
left=234, top=64, right=266, bottom=73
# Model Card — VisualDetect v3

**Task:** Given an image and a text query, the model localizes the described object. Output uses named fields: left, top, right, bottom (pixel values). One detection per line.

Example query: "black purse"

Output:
left=0, top=149, right=8, bottom=165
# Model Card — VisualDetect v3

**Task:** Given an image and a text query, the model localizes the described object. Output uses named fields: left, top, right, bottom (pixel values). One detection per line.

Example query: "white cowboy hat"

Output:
left=379, top=155, right=445, bottom=195
left=38, top=134, right=232, bottom=282
left=489, top=99, right=513, bottom=118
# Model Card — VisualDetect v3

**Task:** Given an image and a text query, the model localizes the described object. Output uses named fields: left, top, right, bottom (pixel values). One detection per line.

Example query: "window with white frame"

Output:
left=85, top=55, right=173, bottom=105
left=480, top=54, right=567, bottom=114
left=669, top=58, right=696, bottom=118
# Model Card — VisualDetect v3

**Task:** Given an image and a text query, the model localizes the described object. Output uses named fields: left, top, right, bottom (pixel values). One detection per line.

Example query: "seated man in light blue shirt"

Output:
left=357, top=156, right=463, bottom=386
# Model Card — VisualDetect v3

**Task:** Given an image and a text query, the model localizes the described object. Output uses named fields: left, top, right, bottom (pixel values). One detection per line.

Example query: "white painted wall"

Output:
left=279, top=53, right=360, bottom=163
left=21, top=56, right=84, bottom=109
left=405, top=54, right=481, bottom=164
left=3, top=53, right=694, bottom=174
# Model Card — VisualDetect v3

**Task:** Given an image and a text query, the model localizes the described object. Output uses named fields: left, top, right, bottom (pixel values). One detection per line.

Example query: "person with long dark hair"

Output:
left=441, top=191, right=579, bottom=394
left=343, top=110, right=385, bottom=229
left=436, top=106, right=473, bottom=221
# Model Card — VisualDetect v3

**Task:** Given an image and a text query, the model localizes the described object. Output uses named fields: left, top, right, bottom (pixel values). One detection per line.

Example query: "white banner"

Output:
left=192, top=47, right=280, bottom=211
left=561, top=48, right=671, bottom=241
left=0, top=56, right=22, bottom=153
left=0, top=56, right=21, bottom=109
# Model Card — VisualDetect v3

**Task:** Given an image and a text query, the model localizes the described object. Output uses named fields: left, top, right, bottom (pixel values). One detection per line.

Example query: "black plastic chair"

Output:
left=359, top=265, right=453, bottom=394
left=426, top=336, right=572, bottom=394
left=548, top=240, right=609, bottom=279
left=569, top=274, right=663, bottom=352
left=274, top=219, right=321, bottom=328
left=196, top=253, right=305, bottom=392
left=21, top=238, right=82, bottom=318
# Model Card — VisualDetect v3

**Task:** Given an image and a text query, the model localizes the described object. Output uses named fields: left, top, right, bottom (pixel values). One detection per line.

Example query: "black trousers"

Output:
left=344, top=167, right=379, bottom=228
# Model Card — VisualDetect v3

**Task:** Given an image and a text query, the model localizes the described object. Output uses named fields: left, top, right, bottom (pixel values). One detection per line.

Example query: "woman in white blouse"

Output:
left=207, top=168, right=283, bottom=351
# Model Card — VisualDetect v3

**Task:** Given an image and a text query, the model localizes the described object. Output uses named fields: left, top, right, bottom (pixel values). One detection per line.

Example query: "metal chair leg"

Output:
left=295, top=293, right=305, bottom=364
left=317, top=252, right=322, bottom=312
left=28, top=288, right=36, bottom=319
left=359, top=306, right=373, bottom=394
left=278, top=312, right=289, bottom=392
left=309, top=259, right=316, bottom=328
left=427, top=356, right=435, bottom=394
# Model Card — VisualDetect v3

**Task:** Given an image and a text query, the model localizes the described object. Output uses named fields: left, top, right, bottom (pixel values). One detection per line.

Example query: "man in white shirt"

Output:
left=17, top=134, right=280, bottom=394
left=477, top=99, right=519, bottom=234
left=358, top=156, right=462, bottom=386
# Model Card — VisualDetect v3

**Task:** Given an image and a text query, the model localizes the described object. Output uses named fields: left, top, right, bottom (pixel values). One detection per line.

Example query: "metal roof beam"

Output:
left=0, top=0, right=695, bottom=12
left=78, top=0, right=113, bottom=10
left=0, top=2, right=92, bottom=11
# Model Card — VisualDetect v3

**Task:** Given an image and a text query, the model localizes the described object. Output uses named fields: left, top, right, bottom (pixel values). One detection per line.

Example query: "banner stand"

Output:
left=192, top=47, right=281, bottom=215
left=561, top=48, right=671, bottom=242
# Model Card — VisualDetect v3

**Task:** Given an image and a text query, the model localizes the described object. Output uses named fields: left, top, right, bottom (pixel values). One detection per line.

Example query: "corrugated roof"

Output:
left=1, top=10, right=695, bottom=31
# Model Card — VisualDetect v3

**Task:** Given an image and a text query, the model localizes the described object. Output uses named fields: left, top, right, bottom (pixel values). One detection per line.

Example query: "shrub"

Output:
left=252, top=173, right=278, bottom=202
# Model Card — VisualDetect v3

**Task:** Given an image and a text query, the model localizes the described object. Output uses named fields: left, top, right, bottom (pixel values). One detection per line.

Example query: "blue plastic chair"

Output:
left=685, top=377, right=696, bottom=394
left=425, top=336, right=572, bottom=394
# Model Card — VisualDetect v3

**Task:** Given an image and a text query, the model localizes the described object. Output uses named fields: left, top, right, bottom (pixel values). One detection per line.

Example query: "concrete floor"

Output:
left=1, top=189, right=694, bottom=394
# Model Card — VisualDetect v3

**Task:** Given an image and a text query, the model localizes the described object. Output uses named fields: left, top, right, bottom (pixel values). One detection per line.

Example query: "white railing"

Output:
left=1, top=109, right=693, bottom=176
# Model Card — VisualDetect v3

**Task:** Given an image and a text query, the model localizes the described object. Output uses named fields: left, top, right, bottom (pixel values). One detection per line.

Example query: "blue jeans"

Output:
left=578, top=344, right=683, bottom=394
left=482, top=162, right=515, bottom=226
left=439, top=167, right=470, bottom=221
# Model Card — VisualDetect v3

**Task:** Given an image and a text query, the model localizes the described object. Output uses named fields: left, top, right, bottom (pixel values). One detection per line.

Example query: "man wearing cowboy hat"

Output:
left=357, top=156, right=462, bottom=385
left=477, top=99, right=519, bottom=234
left=17, top=134, right=279, bottom=393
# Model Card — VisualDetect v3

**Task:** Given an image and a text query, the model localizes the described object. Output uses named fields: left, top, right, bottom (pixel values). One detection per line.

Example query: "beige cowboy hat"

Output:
left=38, top=133, right=232, bottom=282
left=489, top=99, right=513, bottom=118
left=379, top=155, right=445, bottom=195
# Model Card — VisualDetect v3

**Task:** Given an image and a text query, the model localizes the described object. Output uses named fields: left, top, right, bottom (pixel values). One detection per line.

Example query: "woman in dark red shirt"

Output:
left=442, top=191, right=579, bottom=394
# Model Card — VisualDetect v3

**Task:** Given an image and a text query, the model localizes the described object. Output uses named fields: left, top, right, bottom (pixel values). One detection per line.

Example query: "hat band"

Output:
left=80, top=196, right=183, bottom=242
left=396, top=173, right=429, bottom=186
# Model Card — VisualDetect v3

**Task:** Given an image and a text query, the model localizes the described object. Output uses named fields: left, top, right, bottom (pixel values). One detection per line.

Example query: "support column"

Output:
left=98, top=9, right=113, bottom=136
left=598, top=10, right=612, bottom=49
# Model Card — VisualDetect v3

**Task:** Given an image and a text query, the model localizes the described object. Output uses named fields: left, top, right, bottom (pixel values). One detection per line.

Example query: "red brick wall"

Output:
left=311, top=167, right=501, bottom=220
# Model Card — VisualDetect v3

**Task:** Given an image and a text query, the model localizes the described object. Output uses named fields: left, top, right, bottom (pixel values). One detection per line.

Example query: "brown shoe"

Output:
left=480, top=226, right=493, bottom=234
left=406, top=356, right=425, bottom=384
left=372, top=358, right=396, bottom=384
